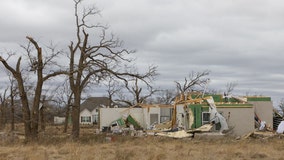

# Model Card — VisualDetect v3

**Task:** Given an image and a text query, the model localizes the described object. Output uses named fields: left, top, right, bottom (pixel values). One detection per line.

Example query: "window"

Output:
left=81, top=116, right=91, bottom=123
left=150, top=114, right=159, bottom=125
left=160, top=116, right=170, bottom=123
left=92, top=115, right=99, bottom=124
left=202, top=111, right=224, bottom=130
left=202, top=112, right=210, bottom=125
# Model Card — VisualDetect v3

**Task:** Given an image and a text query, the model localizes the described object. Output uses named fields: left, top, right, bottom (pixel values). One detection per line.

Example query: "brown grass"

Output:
left=0, top=124, right=283, bottom=160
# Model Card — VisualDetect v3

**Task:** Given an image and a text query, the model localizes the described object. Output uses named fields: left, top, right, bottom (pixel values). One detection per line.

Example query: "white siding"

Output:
left=91, top=109, right=99, bottom=124
left=54, top=116, right=65, bottom=124
left=217, top=107, right=254, bottom=136
left=99, top=107, right=162, bottom=131
left=250, top=101, right=273, bottom=128
left=80, top=108, right=92, bottom=124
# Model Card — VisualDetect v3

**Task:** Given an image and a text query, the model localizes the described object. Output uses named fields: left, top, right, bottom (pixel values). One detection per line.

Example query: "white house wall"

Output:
left=176, top=104, right=186, bottom=128
left=99, top=107, right=162, bottom=131
left=54, top=116, right=65, bottom=124
left=100, top=108, right=143, bottom=130
left=80, top=108, right=92, bottom=124
left=143, top=107, right=160, bottom=128
left=91, top=109, right=99, bottom=123
left=249, top=101, right=273, bottom=128
left=91, top=109, right=98, bottom=115
left=217, top=106, right=254, bottom=136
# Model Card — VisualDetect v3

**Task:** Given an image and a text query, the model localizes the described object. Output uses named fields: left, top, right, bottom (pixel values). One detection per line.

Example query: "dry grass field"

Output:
left=0, top=124, right=284, bottom=160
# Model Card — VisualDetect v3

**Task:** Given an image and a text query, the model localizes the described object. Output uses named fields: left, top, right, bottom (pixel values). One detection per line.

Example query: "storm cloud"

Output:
left=1, top=0, right=284, bottom=105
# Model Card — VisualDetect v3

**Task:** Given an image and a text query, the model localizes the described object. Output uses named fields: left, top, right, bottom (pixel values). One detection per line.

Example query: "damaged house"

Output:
left=99, top=105, right=173, bottom=131
left=175, top=94, right=273, bottom=136
left=99, top=94, right=273, bottom=136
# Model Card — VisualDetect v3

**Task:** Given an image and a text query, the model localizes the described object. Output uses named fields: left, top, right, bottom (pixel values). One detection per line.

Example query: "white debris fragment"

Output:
left=276, top=121, right=284, bottom=134
left=156, top=130, right=193, bottom=138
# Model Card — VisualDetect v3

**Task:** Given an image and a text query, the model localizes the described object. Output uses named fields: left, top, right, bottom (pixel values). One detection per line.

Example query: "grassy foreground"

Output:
left=0, top=125, right=283, bottom=160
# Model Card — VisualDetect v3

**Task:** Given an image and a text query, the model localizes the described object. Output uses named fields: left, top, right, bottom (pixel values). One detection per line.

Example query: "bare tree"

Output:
left=225, top=82, right=238, bottom=95
left=63, top=92, right=73, bottom=133
left=116, top=78, right=158, bottom=107
left=0, top=88, right=9, bottom=130
left=68, top=0, right=157, bottom=139
left=0, top=37, right=67, bottom=141
left=104, top=77, right=121, bottom=107
left=39, top=95, right=46, bottom=131
left=53, top=81, right=74, bottom=133
left=8, top=75, right=18, bottom=131
left=155, top=89, right=177, bottom=105
left=38, top=94, right=52, bottom=132
left=175, top=70, right=210, bottom=99
left=278, top=98, right=284, bottom=115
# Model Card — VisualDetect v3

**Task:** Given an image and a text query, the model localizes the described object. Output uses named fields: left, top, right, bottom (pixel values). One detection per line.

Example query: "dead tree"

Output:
left=0, top=56, right=31, bottom=138
left=0, top=37, right=67, bottom=141
left=10, top=89, right=15, bottom=131
left=116, top=78, right=157, bottom=107
left=104, top=77, right=121, bottom=108
left=155, top=89, right=176, bottom=105
left=0, top=88, right=9, bottom=130
left=225, top=82, right=238, bottom=95
left=175, top=70, right=210, bottom=99
left=63, top=93, right=73, bottom=133
left=53, top=81, right=74, bottom=133
left=9, top=76, right=18, bottom=132
left=39, top=95, right=46, bottom=131
left=68, top=0, right=157, bottom=139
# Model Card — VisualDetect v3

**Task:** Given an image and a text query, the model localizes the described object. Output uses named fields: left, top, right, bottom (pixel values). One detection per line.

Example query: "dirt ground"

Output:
left=0, top=125, right=284, bottom=160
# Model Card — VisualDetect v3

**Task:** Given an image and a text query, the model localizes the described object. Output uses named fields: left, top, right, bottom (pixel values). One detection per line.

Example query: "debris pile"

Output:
left=109, top=115, right=142, bottom=135
left=98, top=93, right=282, bottom=140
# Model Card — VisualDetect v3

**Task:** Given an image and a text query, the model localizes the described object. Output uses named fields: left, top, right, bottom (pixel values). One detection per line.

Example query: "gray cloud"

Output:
left=1, top=0, right=284, bottom=105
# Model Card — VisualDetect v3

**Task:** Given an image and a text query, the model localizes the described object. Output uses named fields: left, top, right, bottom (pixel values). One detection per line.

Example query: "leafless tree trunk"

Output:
left=39, top=96, right=46, bottom=131
left=39, top=106, right=45, bottom=131
left=0, top=56, right=32, bottom=139
left=63, top=93, right=73, bottom=133
left=9, top=79, right=17, bottom=132
left=53, top=81, right=73, bottom=133
left=28, top=36, right=44, bottom=138
left=0, top=37, right=67, bottom=141
left=0, top=87, right=12, bottom=130
left=68, top=0, right=157, bottom=139
left=63, top=104, right=71, bottom=133
left=0, top=100, right=5, bottom=130
left=10, top=93, right=15, bottom=131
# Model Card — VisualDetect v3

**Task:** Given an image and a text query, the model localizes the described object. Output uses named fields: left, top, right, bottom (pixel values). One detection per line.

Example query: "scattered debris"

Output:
left=155, top=130, right=193, bottom=139
left=151, top=120, right=172, bottom=131
left=240, top=129, right=284, bottom=140
left=109, top=114, right=142, bottom=134
left=191, top=124, right=213, bottom=133
left=98, top=92, right=275, bottom=139
left=259, top=121, right=266, bottom=131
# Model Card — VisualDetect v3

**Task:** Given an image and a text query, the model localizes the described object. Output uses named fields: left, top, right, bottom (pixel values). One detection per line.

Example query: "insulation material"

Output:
left=276, top=121, right=284, bottom=134
left=153, top=121, right=172, bottom=131
left=188, top=109, right=194, bottom=129
left=156, top=130, right=193, bottom=138
left=194, top=124, right=213, bottom=132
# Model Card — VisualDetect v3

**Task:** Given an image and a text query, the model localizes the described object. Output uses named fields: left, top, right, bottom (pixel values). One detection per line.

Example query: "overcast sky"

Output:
left=0, top=0, right=284, bottom=106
